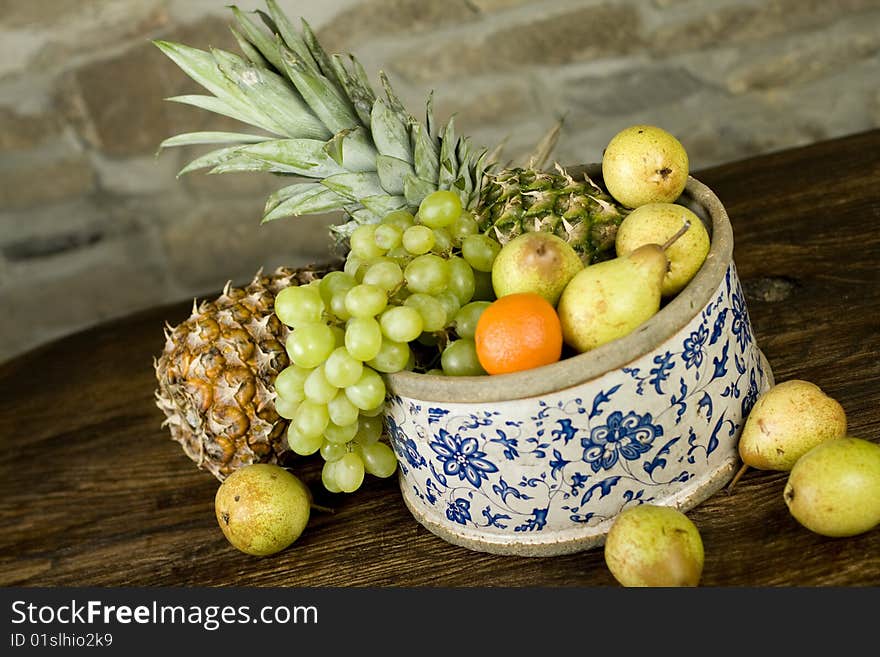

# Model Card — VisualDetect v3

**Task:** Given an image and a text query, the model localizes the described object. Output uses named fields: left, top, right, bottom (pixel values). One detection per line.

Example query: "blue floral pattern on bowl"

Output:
left=385, top=262, right=771, bottom=555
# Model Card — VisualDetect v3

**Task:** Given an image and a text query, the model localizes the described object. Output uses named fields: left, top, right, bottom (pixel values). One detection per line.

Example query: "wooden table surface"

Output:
left=1, top=130, right=879, bottom=588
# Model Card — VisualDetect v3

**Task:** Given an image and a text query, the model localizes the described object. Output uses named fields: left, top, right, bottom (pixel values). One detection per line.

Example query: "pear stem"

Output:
left=310, top=503, right=335, bottom=514
left=726, top=462, right=749, bottom=494
left=660, top=220, right=691, bottom=251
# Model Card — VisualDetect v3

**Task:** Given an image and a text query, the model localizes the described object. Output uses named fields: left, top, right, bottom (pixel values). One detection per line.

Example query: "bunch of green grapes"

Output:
left=273, top=190, right=501, bottom=493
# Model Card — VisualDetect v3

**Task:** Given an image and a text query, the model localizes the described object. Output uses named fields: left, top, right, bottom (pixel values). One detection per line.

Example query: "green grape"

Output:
left=292, top=399, right=330, bottom=439
left=386, top=245, right=412, bottom=267
left=287, top=424, right=323, bottom=456
left=327, top=390, right=360, bottom=426
left=418, top=190, right=462, bottom=229
left=404, top=293, right=447, bottom=332
left=361, top=442, right=398, bottom=478
left=402, top=225, right=435, bottom=255
left=368, top=338, right=411, bottom=373
left=355, top=415, right=384, bottom=445
left=472, top=269, right=496, bottom=301
left=374, top=224, right=403, bottom=251
left=321, top=459, right=342, bottom=493
left=286, top=323, right=336, bottom=369
left=274, top=365, right=309, bottom=403
left=431, top=228, right=453, bottom=254
left=345, top=283, right=388, bottom=318
left=274, top=285, right=324, bottom=328
left=343, top=254, right=363, bottom=278
left=381, top=209, right=415, bottom=230
left=329, top=289, right=352, bottom=321
left=462, top=234, right=501, bottom=272
left=404, top=254, right=450, bottom=295
left=350, top=224, right=386, bottom=259
left=441, top=338, right=486, bottom=376
left=426, top=368, right=445, bottom=376
left=345, top=317, right=383, bottom=361
left=324, top=420, right=359, bottom=445
left=379, top=306, right=423, bottom=343
left=447, top=256, right=476, bottom=304
left=362, top=260, right=404, bottom=291
left=319, top=271, right=356, bottom=305
left=454, top=301, right=492, bottom=339
left=435, top=290, right=461, bottom=324
left=274, top=395, right=300, bottom=420
left=320, top=440, right=348, bottom=462
left=324, top=347, right=363, bottom=388
left=359, top=401, right=386, bottom=417
left=450, top=211, right=478, bottom=242
left=335, top=452, right=366, bottom=493
left=304, top=365, right=338, bottom=404
left=345, top=367, right=386, bottom=410
left=344, top=255, right=371, bottom=283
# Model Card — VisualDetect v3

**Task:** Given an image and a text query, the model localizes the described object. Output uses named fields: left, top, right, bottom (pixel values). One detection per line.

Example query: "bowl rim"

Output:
left=385, top=163, right=734, bottom=403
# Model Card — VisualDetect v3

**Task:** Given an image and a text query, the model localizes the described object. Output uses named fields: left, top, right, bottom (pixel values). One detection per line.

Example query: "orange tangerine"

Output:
left=474, top=292, right=563, bottom=375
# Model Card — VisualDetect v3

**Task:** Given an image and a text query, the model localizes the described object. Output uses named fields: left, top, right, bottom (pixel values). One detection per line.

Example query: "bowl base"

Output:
left=399, top=454, right=739, bottom=557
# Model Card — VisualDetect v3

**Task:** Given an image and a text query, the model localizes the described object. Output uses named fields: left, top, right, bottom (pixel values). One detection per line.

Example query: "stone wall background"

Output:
left=1, top=0, right=879, bottom=363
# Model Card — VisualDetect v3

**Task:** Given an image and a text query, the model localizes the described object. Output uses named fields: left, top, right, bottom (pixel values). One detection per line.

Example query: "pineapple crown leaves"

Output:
left=154, top=0, right=492, bottom=230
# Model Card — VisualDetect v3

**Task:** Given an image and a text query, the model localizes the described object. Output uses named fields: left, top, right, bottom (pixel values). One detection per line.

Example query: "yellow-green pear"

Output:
left=615, top=203, right=710, bottom=296
left=738, top=380, right=847, bottom=472
left=491, top=232, right=584, bottom=306
left=604, top=504, right=704, bottom=587
left=602, top=125, right=689, bottom=208
left=784, top=437, right=880, bottom=537
left=215, top=463, right=311, bottom=556
left=557, top=243, right=667, bottom=353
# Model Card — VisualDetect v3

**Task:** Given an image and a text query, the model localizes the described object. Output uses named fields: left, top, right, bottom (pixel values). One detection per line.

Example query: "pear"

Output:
left=738, top=380, right=847, bottom=472
left=602, top=125, right=689, bottom=208
left=784, top=437, right=880, bottom=537
left=215, top=463, right=312, bottom=556
left=491, top=232, right=584, bottom=306
left=615, top=203, right=710, bottom=296
left=604, top=504, right=704, bottom=587
left=557, top=243, right=667, bottom=353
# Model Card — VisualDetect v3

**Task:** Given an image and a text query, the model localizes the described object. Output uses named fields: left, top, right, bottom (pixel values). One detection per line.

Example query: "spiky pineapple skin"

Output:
left=154, top=264, right=334, bottom=480
left=475, top=167, right=630, bottom=264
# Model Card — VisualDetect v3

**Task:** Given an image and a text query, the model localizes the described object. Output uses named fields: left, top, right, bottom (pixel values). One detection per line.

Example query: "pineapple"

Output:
left=153, top=0, right=629, bottom=478
left=153, top=0, right=628, bottom=261
left=155, top=264, right=335, bottom=479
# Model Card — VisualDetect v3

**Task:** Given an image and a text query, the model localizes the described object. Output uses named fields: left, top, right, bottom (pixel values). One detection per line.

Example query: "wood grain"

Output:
left=1, top=130, right=879, bottom=587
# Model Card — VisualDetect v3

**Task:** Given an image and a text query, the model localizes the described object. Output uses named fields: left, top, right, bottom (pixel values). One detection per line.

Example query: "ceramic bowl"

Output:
left=383, top=165, right=773, bottom=557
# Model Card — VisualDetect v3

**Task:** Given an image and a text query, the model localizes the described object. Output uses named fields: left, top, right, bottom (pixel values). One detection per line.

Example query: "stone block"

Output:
left=90, top=152, right=182, bottom=196
left=0, top=150, right=95, bottom=209
left=161, top=198, right=338, bottom=291
left=61, top=16, right=237, bottom=158
left=391, top=4, right=642, bottom=83
left=0, top=232, right=171, bottom=364
left=469, top=0, right=532, bottom=11
left=649, top=0, right=880, bottom=54
left=725, top=20, right=880, bottom=93
left=562, top=66, right=704, bottom=117
left=432, top=78, right=537, bottom=132
left=0, top=0, right=169, bottom=80
left=318, top=0, right=477, bottom=52
left=0, top=197, right=117, bottom=249
left=0, top=107, right=63, bottom=153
